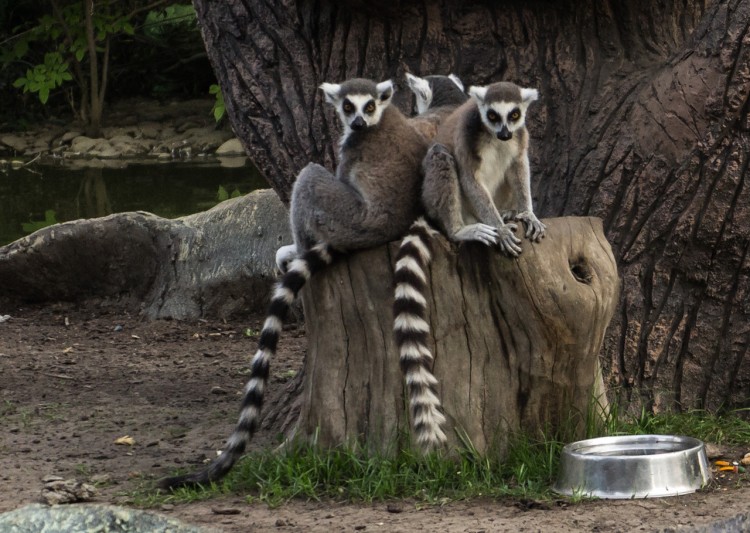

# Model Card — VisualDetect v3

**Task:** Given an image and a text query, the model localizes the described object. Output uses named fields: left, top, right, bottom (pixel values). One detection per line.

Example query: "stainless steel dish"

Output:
left=553, top=434, right=711, bottom=499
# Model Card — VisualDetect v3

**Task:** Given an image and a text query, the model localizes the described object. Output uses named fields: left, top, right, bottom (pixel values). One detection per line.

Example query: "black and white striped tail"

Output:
left=159, top=243, right=335, bottom=490
left=393, top=217, right=447, bottom=449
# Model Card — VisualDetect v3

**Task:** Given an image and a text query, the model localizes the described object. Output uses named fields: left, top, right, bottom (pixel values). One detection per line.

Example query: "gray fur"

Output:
left=161, top=77, right=428, bottom=490
left=290, top=104, right=427, bottom=252
left=406, top=73, right=468, bottom=141
left=394, top=81, right=545, bottom=449
left=424, top=81, right=545, bottom=253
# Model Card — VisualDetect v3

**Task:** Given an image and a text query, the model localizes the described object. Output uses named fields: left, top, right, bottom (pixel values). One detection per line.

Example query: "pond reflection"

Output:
left=0, top=158, right=267, bottom=245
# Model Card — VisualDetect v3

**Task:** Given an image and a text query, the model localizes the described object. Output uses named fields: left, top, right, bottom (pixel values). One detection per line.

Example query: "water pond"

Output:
left=0, top=157, right=267, bottom=246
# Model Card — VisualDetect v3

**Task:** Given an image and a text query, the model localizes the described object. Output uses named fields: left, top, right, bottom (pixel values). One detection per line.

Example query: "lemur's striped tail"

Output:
left=393, top=217, right=447, bottom=449
left=159, top=243, right=335, bottom=490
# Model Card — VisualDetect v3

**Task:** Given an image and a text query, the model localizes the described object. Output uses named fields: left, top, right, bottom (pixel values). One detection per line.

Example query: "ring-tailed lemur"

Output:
left=394, top=81, right=545, bottom=450
left=160, top=78, right=429, bottom=490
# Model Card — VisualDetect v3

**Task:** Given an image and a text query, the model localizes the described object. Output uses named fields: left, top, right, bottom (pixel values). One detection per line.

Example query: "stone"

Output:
left=215, top=138, right=245, bottom=155
left=0, top=503, right=217, bottom=533
left=60, top=131, right=83, bottom=144
left=0, top=134, right=28, bottom=152
left=70, top=136, right=100, bottom=153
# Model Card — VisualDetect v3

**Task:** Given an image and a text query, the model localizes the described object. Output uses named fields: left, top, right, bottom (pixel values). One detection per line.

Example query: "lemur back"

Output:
left=160, top=78, right=428, bottom=490
left=394, top=81, right=545, bottom=450
left=405, top=73, right=468, bottom=141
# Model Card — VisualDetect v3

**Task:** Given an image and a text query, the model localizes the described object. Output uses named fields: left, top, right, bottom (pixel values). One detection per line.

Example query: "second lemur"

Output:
left=161, top=77, right=428, bottom=490
left=394, top=81, right=546, bottom=450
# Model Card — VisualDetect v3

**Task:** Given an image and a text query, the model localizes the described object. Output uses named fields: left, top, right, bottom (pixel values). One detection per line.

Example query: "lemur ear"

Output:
left=520, top=87, right=539, bottom=104
left=405, top=73, right=431, bottom=104
left=376, top=79, right=394, bottom=104
left=468, top=86, right=488, bottom=103
left=448, top=74, right=464, bottom=92
left=319, top=83, right=342, bottom=105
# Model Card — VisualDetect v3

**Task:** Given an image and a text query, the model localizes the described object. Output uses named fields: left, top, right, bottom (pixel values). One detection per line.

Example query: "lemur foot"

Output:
left=496, top=223, right=523, bottom=257
left=275, top=244, right=298, bottom=273
left=429, top=142, right=453, bottom=158
left=454, top=223, right=499, bottom=246
left=515, top=211, right=546, bottom=242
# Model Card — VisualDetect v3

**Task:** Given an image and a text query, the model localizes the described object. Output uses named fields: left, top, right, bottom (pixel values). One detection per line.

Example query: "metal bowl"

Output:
left=553, top=434, right=711, bottom=499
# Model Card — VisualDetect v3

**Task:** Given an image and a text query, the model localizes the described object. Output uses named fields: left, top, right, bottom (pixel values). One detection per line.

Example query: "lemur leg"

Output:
left=290, top=163, right=392, bottom=252
left=507, top=156, right=546, bottom=242
left=422, top=144, right=499, bottom=246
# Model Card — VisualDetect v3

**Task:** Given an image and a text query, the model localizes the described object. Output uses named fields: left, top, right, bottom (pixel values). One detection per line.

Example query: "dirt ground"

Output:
left=1, top=302, right=749, bottom=532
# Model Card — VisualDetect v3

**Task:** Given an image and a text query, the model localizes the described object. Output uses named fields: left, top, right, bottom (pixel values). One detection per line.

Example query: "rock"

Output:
left=70, top=136, right=100, bottom=153
left=89, top=141, right=120, bottom=159
left=41, top=478, right=97, bottom=505
left=1, top=134, right=28, bottom=152
left=109, top=137, right=152, bottom=156
left=215, top=138, right=245, bottom=155
left=138, top=123, right=161, bottom=139
left=60, top=131, right=83, bottom=144
left=0, top=503, right=218, bottom=533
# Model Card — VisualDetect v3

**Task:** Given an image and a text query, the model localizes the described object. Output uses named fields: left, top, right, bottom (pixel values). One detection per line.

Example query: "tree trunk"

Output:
left=282, top=217, right=617, bottom=451
left=0, top=190, right=290, bottom=319
left=195, top=0, right=750, bottom=412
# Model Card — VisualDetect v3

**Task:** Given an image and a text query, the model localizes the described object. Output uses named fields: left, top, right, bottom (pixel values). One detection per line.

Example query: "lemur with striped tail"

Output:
left=394, top=81, right=545, bottom=450
left=159, top=77, right=430, bottom=490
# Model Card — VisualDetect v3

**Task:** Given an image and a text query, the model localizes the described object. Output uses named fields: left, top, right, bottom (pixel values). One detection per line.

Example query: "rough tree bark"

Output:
left=290, top=217, right=617, bottom=452
left=195, top=0, right=750, bottom=412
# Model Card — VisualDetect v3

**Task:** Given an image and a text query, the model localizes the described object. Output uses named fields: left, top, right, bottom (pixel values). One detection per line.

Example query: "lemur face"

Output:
left=469, top=83, right=538, bottom=141
left=320, top=79, right=394, bottom=133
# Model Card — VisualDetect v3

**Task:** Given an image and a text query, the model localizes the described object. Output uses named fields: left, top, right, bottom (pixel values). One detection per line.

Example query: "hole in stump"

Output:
left=570, top=259, right=593, bottom=284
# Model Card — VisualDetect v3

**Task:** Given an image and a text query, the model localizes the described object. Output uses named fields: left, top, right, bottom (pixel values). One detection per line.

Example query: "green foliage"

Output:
left=209, top=84, right=226, bottom=122
left=12, top=53, right=72, bottom=104
left=142, top=407, right=750, bottom=507
left=21, top=209, right=57, bottom=234
left=621, top=408, right=750, bottom=446
left=4, top=2, right=136, bottom=106
left=1, top=2, right=209, bottom=128
left=217, top=185, right=241, bottom=202
left=143, top=3, right=195, bottom=38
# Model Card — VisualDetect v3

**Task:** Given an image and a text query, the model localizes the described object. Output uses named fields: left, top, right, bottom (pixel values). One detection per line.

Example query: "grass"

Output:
left=142, top=402, right=750, bottom=507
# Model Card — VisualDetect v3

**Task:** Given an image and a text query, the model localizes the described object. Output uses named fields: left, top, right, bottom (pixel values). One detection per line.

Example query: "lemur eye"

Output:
left=487, top=110, right=498, bottom=122
left=509, top=109, right=521, bottom=121
left=364, top=101, right=376, bottom=114
left=342, top=101, right=354, bottom=114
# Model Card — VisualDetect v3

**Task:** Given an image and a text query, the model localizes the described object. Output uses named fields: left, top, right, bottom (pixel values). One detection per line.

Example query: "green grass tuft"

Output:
left=138, top=404, right=750, bottom=506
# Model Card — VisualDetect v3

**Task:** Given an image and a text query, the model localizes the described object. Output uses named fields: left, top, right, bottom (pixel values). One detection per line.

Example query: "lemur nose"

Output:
left=351, top=116, right=366, bottom=130
left=497, top=127, right=512, bottom=141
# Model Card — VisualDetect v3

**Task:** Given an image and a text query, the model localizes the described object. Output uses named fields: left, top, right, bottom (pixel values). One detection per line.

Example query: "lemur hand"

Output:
left=454, top=223, right=499, bottom=246
left=496, top=223, right=523, bottom=257
left=515, top=211, right=546, bottom=242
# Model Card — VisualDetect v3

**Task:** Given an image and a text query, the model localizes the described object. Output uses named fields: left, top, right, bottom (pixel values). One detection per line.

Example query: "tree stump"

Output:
left=288, top=217, right=619, bottom=454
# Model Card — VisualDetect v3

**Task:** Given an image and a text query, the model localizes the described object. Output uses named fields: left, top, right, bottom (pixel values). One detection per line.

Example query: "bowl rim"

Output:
left=561, top=434, right=705, bottom=461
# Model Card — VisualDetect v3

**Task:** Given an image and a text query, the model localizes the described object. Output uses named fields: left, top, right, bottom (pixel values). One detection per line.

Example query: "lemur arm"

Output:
left=507, top=153, right=546, bottom=242
left=459, top=169, right=522, bottom=256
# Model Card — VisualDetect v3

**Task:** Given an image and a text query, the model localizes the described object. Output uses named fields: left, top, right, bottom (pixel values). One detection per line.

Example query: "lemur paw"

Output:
left=514, top=211, right=546, bottom=242
left=275, top=244, right=298, bottom=273
left=500, top=210, right=517, bottom=223
left=454, top=223, right=499, bottom=246
left=497, top=223, right=523, bottom=257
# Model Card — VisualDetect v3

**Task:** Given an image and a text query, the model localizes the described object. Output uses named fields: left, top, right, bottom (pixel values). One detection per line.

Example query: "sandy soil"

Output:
left=1, top=302, right=749, bottom=532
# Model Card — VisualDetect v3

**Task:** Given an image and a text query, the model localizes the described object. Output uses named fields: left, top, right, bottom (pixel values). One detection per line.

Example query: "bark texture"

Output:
left=290, top=217, right=617, bottom=452
left=195, top=0, right=750, bottom=411
left=0, top=190, right=290, bottom=319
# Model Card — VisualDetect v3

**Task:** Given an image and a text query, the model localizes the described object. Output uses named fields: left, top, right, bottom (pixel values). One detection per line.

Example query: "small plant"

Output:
left=209, top=84, right=225, bottom=122
left=217, top=185, right=242, bottom=202
left=22, top=209, right=58, bottom=235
